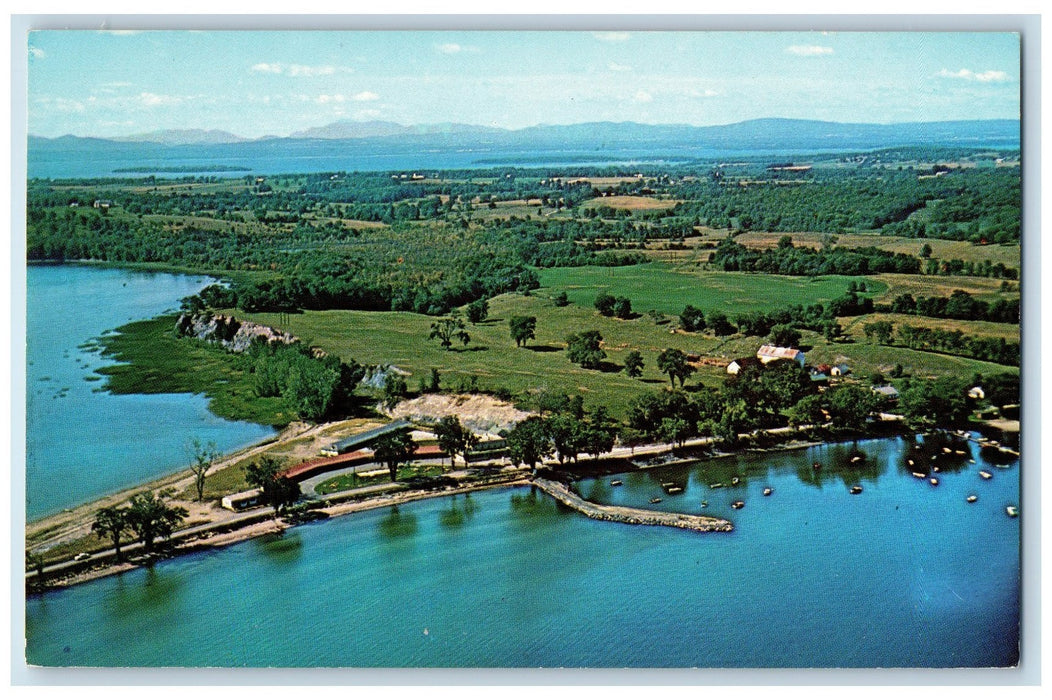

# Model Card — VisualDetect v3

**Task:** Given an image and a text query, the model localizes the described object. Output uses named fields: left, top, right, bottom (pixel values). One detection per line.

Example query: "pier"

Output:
left=532, top=477, right=734, bottom=533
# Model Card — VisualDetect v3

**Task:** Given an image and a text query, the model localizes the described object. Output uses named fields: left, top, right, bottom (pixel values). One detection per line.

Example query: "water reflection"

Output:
left=378, top=506, right=418, bottom=539
left=439, top=494, right=479, bottom=529
left=253, top=531, right=304, bottom=564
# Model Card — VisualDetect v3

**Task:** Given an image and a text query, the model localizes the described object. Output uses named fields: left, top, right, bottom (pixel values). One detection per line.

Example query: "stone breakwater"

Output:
left=532, top=477, right=734, bottom=533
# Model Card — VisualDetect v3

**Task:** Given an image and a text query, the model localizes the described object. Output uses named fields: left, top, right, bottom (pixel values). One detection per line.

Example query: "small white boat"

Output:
left=731, top=500, right=745, bottom=510
left=912, top=472, right=927, bottom=479
left=666, top=486, right=683, bottom=495
left=610, top=480, right=623, bottom=487
left=966, top=495, right=978, bottom=503
left=929, top=477, right=939, bottom=486
left=1006, top=505, right=1019, bottom=518
left=850, top=485, right=863, bottom=495
left=850, top=455, right=863, bottom=463
left=763, top=488, right=773, bottom=497
left=731, top=477, right=740, bottom=486
left=932, top=466, right=940, bottom=473
left=979, top=471, right=993, bottom=480
left=650, top=497, right=662, bottom=504
left=710, top=482, right=724, bottom=489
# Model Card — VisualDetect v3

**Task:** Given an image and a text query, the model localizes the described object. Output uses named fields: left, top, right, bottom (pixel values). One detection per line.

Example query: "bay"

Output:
left=25, top=436, right=1020, bottom=668
left=25, top=265, right=274, bottom=520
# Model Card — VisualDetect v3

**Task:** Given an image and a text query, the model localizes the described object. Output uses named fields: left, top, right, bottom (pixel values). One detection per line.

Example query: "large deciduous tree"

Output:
left=656, top=348, right=695, bottom=388
left=126, top=491, right=189, bottom=553
left=372, top=430, right=417, bottom=482
left=188, top=438, right=220, bottom=502
left=509, top=315, right=537, bottom=347
left=505, top=416, right=552, bottom=471
left=565, top=330, right=606, bottom=369
left=429, top=312, right=470, bottom=350
left=245, top=456, right=301, bottom=516
left=91, top=505, right=130, bottom=561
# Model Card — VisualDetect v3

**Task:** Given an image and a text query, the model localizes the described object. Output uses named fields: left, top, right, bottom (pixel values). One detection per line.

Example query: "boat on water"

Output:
left=812, top=462, right=821, bottom=471
left=731, top=500, right=745, bottom=510
left=979, top=471, right=993, bottom=480
left=709, top=482, right=724, bottom=489
left=666, top=486, right=684, bottom=495
left=700, top=500, right=709, bottom=508
left=763, top=488, right=773, bottom=496
left=929, top=477, right=939, bottom=486
left=850, top=485, right=863, bottom=495
left=610, top=480, right=623, bottom=487
left=933, top=466, right=940, bottom=473
left=912, top=472, right=927, bottom=479
left=1006, top=505, right=1019, bottom=518
left=850, top=455, right=863, bottom=463
left=650, top=497, right=662, bottom=504
left=731, top=477, right=740, bottom=486
left=966, top=495, right=978, bottom=503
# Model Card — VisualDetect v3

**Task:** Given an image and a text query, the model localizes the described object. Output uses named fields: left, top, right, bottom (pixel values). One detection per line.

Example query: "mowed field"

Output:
left=537, top=263, right=888, bottom=316
left=581, top=195, right=680, bottom=211
left=237, top=263, right=1017, bottom=420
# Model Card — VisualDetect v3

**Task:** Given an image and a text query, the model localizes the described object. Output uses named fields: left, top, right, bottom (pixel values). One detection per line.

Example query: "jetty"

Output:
left=532, top=477, right=733, bottom=533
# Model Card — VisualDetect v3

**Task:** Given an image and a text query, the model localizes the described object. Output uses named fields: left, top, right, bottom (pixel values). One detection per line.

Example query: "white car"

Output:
left=73, top=553, right=91, bottom=562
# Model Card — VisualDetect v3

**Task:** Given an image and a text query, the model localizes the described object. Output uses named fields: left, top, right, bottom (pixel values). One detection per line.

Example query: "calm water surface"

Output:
left=25, top=436, right=1019, bottom=668
left=25, top=265, right=274, bottom=519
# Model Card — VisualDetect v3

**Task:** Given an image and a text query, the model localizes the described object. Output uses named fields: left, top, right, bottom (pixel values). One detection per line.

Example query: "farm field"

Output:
left=537, top=263, right=887, bottom=316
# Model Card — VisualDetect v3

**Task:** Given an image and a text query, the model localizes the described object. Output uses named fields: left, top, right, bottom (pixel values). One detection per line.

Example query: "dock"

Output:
left=532, top=477, right=733, bottom=533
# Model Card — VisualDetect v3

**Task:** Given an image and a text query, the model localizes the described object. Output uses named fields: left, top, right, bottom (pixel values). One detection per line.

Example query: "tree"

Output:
left=429, top=312, right=470, bottom=350
left=552, top=291, right=570, bottom=307
left=656, top=348, right=695, bottom=388
left=547, top=415, right=587, bottom=465
left=768, top=324, right=801, bottom=347
left=594, top=292, right=616, bottom=316
left=826, top=385, right=879, bottom=431
left=786, top=394, right=828, bottom=429
left=187, top=438, right=219, bottom=502
left=623, top=350, right=644, bottom=377
left=509, top=315, right=537, bottom=347
left=466, top=298, right=489, bottom=324
left=679, top=304, right=706, bottom=332
left=659, top=416, right=691, bottom=448
left=708, top=311, right=736, bottom=336
left=434, top=415, right=478, bottom=467
left=900, top=377, right=971, bottom=427
left=822, top=320, right=842, bottom=343
left=613, top=296, right=633, bottom=319
left=565, top=330, right=606, bottom=369
left=245, top=456, right=301, bottom=516
left=91, top=506, right=130, bottom=561
left=382, top=373, right=408, bottom=410
left=372, top=430, right=416, bottom=482
left=863, top=320, right=895, bottom=345
left=920, top=243, right=933, bottom=258
left=126, top=490, right=188, bottom=553
left=505, top=416, right=552, bottom=471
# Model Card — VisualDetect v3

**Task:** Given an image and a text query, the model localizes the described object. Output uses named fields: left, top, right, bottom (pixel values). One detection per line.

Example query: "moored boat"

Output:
left=650, top=497, right=662, bottom=504
left=610, top=480, right=623, bottom=487
left=709, top=482, right=724, bottom=489
left=966, top=495, right=978, bottom=503
left=849, top=485, right=863, bottom=494
left=979, top=471, right=993, bottom=480
left=929, top=477, right=939, bottom=486
left=1006, top=505, right=1019, bottom=517
left=763, top=487, right=773, bottom=496
left=731, top=500, right=745, bottom=510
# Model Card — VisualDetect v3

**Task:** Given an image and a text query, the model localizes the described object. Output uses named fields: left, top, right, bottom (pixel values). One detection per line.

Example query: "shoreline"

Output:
left=25, top=427, right=919, bottom=594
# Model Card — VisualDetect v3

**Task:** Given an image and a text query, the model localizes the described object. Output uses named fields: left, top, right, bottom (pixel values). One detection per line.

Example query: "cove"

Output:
left=25, top=436, right=1019, bottom=668
left=25, top=264, right=274, bottom=520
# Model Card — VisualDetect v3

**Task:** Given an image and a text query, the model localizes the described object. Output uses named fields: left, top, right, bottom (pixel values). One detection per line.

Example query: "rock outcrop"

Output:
left=175, top=312, right=298, bottom=352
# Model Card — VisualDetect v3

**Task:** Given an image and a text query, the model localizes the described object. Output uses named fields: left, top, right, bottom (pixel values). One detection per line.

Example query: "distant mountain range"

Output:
left=31, top=117, right=1020, bottom=149
left=27, top=118, right=1021, bottom=179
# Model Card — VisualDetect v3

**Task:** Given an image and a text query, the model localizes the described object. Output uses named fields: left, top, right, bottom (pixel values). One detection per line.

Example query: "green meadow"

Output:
left=537, top=263, right=887, bottom=315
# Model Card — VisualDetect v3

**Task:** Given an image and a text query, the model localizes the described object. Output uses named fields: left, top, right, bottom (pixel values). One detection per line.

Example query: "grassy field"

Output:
left=840, top=313, right=1020, bottom=342
left=537, top=263, right=887, bottom=316
left=581, top=195, right=680, bottom=211
left=869, top=273, right=1016, bottom=303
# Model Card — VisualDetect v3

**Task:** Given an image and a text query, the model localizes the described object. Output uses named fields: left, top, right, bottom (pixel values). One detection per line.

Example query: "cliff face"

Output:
left=175, top=313, right=298, bottom=352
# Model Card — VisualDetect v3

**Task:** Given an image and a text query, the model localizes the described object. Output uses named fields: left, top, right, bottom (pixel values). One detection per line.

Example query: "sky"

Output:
left=25, top=30, right=1021, bottom=139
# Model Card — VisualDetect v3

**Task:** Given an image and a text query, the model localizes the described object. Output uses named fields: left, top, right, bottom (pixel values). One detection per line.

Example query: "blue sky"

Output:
left=26, top=30, right=1021, bottom=138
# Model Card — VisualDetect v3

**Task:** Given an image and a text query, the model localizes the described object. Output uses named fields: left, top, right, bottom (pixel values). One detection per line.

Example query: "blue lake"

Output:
left=25, top=436, right=1019, bottom=668
left=25, top=265, right=274, bottom=519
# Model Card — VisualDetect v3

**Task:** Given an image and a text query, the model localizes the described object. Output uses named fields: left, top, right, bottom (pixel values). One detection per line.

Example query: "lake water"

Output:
left=25, top=436, right=1020, bottom=668
left=25, top=265, right=274, bottom=520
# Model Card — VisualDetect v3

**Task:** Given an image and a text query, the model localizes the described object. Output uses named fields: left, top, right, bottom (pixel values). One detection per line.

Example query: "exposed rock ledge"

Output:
left=175, top=312, right=298, bottom=353
left=532, top=477, right=734, bottom=533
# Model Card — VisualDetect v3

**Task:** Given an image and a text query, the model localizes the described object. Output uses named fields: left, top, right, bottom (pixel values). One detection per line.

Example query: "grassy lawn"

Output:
left=537, top=263, right=887, bottom=316
left=805, top=338, right=1019, bottom=381
left=314, top=463, right=447, bottom=495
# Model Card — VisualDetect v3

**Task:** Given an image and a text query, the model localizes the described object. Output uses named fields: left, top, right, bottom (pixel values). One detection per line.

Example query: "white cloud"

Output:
left=28, top=47, right=46, bottom=59
left=633, top=90, right=653, bottom=103
left=251, top=62, right=283, bottom=74
left=593, top=32, right=630, bottom=42
left=689, top=88, right=719, bottom=98
left=352, top=91, right=380, bottom=102
left=938, top=68, right=1011, bottom=83
left=316, top=94, right=347, bottom=104
left=252, top=63, right=348, bottom=77
left=38, top=96, right=85, bottom=113
left=787, top=45, right=834, bottom=56
left=138, top=92, right=183, bottom=107
left=608, top=62, right=632, bottom=72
